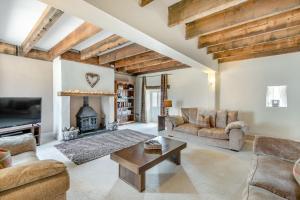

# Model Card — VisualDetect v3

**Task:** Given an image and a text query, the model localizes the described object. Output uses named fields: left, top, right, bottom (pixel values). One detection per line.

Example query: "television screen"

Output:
left=0, top=98, right=41, bottom=129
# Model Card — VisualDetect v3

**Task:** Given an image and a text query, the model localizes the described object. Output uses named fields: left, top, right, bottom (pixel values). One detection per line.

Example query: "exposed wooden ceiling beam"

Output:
left=0, top=42, right=16, bottom=56
left=20, top=6, right=63, bottom=55
left=219, top=45, right=300, bottom=63
left=122, top=57, right=173, bottom=71
left=168, top=0, right=246, bottom=27
left=49, top=22, right=101, bottom=59
left=138, top=0, right=154, bottom=7
left=208, top=25, right=300, bottom=54
left=114, top=51, right=164, bottom=68
left=131, top=61, right=189, bottom=74
left=61, top=51, right=99, bottom=66
left=199, top=8, right=300, bottom=47
left=81, top=35, right=128, bottom=60
left=186, top=0, right=300, bottom=39
left=98, top=43, right=150, bottom=65
left=214, top=34, right=300, bottom=60
left=0, top=42, right=51, bottom=61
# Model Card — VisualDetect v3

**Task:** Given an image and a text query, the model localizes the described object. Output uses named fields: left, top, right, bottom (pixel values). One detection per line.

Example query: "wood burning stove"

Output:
left=76, top=97, right=98, bottom=132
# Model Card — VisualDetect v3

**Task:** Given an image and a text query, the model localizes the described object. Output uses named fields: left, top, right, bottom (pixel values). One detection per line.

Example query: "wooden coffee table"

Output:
left=110, top=136, right=187, bottom=192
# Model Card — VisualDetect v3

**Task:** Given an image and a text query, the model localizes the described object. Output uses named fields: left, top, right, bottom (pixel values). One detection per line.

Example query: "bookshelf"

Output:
left=115, top=80, right=135, bottom=125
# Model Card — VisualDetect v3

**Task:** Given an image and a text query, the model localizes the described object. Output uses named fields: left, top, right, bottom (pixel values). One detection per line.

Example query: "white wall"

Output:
left=136, top=68, right=212, bottom=121
left=219, top=52, right=300, bottom=140
left=0, top=54, right=53, bottom=133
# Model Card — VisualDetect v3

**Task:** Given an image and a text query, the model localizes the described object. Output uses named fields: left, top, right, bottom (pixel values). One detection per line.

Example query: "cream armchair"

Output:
left=0, top=134, right=69, bottom=200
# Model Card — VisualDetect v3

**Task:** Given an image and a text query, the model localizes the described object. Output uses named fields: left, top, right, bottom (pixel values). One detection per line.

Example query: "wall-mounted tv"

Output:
left=0, top=98, right=41, bottom=129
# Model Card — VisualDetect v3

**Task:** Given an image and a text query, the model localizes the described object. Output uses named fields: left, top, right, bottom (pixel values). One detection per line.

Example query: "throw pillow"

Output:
left=293, top=158, right=300, bottom=185
left=198, top=110, right=216, bottom=128
left=0, top=148, right=12, bottom=169
left=227, top=111, right=238, bottom=124
left=197, top=115, right=210, bottom=128
left=168, top=116, right=185, bottom=127
left=216, top=110, right=227, bottom=128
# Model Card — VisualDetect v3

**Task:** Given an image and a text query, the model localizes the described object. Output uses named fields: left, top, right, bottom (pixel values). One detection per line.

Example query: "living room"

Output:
left=0, top=0, right=300, bottom=200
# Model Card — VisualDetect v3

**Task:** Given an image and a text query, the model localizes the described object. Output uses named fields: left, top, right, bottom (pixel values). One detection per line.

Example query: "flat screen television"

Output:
left=0, top=98, right=41, bottom=129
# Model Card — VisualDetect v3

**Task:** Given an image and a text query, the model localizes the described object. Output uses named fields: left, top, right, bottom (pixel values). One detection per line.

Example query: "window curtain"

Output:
left=160, top=74, right=168, bottom=116
left=140, top=76, right=147, bottom=122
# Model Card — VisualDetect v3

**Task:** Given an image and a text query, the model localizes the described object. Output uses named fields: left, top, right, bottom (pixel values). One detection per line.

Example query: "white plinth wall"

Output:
left=53, top=57, right=115, bottom=140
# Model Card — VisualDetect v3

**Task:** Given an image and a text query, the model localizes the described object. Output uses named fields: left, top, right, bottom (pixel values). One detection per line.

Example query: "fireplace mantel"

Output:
left=58, top=90, right=115, bottom=97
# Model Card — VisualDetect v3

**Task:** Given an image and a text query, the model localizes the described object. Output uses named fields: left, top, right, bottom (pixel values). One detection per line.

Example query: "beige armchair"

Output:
left=0, top=134, right=69, bottom=200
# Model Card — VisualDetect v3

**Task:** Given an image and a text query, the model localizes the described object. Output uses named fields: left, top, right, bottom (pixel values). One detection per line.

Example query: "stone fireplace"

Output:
left=53, top=58, right=115, bottom=140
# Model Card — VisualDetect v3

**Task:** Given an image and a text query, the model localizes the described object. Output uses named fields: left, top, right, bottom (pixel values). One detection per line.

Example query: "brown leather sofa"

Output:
left=166, top=108, right=246, bottom=151
left=243, top=136, right=300, bottom=200
left=0, top=134, right=70, bottom=200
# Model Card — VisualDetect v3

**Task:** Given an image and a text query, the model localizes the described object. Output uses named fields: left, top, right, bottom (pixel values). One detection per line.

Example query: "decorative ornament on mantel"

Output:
left=85, top=72, right=100, bottom=88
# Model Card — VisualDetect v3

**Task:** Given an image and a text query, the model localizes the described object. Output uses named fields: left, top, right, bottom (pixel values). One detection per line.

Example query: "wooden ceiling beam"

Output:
left=49, top=22, right=101, bottom=59
left=168, top=0, right=246, bottom=27
left=122, top=57, right=173, bottom=71
left=61, top=51, right=99, bottom=66
left=131, top=61, right=189, bottom=74
left=81, top=35, right=128, bottom=60
left=208, top=25, right=300, bottom=54
left=98, top=43, right=150, bottom=65
left=20, top=6, right=63, bottom=55
left=138, top=0, right=154, bottom=7
left=186, top=0, right=300, bottom=39
left=219, top=45, right=300, bottom=63
left=114, top=51, right=164, bottom=68
left=199, top=8, right=300, bottom=48
left=0, top=42, right=51, bottom=61
left=214, top=34, right=300, bottom=59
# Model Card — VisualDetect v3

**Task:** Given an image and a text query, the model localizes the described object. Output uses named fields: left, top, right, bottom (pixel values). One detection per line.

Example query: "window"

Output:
left=266, top=86, right=287, bottom=108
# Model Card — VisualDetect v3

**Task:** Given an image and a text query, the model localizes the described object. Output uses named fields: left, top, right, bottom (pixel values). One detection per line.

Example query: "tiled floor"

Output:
left=37, top=123, right=252, bottom=200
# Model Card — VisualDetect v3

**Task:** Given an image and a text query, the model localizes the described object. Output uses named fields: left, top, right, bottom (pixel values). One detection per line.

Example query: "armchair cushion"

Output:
left=12, top=151, right=39, bottom=166
left=249, top=155, right=300, bottom=199
left=0, top=160, right=66, bottom=192
left=254, top=136, right=300, bottom=162
left=167, top=116, right=185, bottom=127
left=0, top=134, right=36, bottom=156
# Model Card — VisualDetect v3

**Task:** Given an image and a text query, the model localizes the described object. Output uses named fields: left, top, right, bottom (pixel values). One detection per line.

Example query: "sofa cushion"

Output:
left=249, top=155, right=300, bottom=199
left=12, top=151, right=39, bottom=166
left=198, top=128, right=229, bottom=140
left=198, top=110, right=216, bottom=128
left=0, top=134, right=36, bottom=156
left=227, top=111, right=238, bottom=124
left=216, top=110, right=227, bottom=128
left=174, top=123, right=199, bottom=135
left=181, top=108, right=198, bottom=124
left=246, top=185, right=287, bottom=200
left=196, top=115, right=210, bottom=128
left=167, top=116, right=185, bottom=127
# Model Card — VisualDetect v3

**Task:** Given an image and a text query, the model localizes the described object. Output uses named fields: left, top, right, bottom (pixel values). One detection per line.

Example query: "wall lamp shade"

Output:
left=164, top=100, right=172, bottom=108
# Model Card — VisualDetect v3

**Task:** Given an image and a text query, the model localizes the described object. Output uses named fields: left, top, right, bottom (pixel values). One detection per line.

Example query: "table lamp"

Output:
left=163, top=99, right=172, bottom=116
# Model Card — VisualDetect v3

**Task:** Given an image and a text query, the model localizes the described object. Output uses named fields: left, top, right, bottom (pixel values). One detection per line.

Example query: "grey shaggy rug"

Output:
left=55, top=129, right=155, bottom=165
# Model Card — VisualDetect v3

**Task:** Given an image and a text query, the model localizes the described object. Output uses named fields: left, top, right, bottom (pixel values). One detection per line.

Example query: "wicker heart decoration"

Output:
left=85, top=73, right=100, bottom=88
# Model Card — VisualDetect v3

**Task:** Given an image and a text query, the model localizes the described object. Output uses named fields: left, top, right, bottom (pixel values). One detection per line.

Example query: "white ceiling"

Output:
left=0, top=0, right=113, bottom=51
left=0, top=0, right=47, bottom=45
